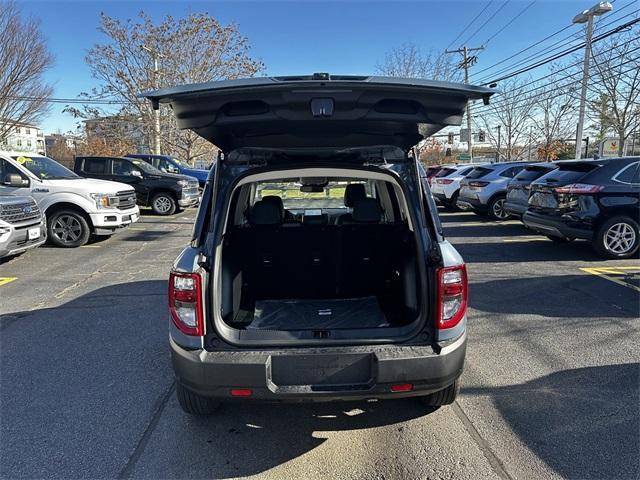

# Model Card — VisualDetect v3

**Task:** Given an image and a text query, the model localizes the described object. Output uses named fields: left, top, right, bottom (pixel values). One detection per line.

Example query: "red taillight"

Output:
left=436, top=264, right=468, bottom=330
left=391, top=383, right=414, bottom=392
left=438, top=179, right=454, bottom=185
left=168, top=271, right=204, bottom=336
left=230, top=389, right=253, bottom=397
left=468, top=181, right=489, bottom=188
left=554, top=183, right=602, bottom=194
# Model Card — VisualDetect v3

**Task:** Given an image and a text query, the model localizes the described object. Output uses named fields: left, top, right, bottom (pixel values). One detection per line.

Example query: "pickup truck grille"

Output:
left=115, top=191, right=137, bottom=210
left=0, top=199, right=41, bottom=224
left=183, top=182, right=199, bottom=196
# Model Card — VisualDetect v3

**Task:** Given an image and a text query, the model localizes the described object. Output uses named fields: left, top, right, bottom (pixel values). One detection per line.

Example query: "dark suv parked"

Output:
left=505, top=162, right=558, bottom=218
left=142, top=74, right=494, bottom=414
left=126, top=154, right=209, bottom=188
left=74, top=156, right=199, bottom=215
left=523, top=157, right=639, bottom=258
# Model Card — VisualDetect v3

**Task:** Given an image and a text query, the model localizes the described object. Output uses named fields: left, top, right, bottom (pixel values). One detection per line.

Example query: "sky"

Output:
left=16, top=0, right=616, bottom=134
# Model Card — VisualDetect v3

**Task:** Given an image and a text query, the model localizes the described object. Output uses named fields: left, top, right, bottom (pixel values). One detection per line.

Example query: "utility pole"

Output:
left=142, top=45, right=163, bottom=155
left=572, top=2, right=613, bottom=159
left=446, top=45, right=484, bottom=162
left=495, top=125, right=501, bottom=161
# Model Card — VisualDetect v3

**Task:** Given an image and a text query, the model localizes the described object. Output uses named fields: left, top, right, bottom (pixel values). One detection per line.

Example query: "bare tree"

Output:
left=481, top=78, right=537, bottom=160
left=68, top=11, right=263, bottom=162
left=376, top=42, right=462, bottom=82
left=588, top=28, right=640, bottom=156
left=531, top=69, right=578, bottom=161
left=0, top=1, right=53, bottom=142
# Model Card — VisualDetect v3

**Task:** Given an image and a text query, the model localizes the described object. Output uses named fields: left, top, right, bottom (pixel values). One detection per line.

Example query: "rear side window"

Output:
left=435, top=168, right=456, bottom=177
left=500, top=166, right=524, bottom=178
left=514, top=166, right=555, bottom=182
left=466, top=167, right=493, bottom=179
left=613, top=162, right=640, bottom=185
left=83, top=158, right=106, bottom=174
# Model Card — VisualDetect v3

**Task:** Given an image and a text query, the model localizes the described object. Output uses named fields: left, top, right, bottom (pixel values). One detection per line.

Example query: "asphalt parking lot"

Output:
left=1, top=208, right=638, bottom=480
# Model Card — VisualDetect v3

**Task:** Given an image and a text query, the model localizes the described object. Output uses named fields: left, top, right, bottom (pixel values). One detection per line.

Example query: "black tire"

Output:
left=546, top=235, right=574, bottom=243
left=176, top=382, right=220, bottom=415
left=151, top=193, right=177, bottom=216
left=487, top=195, right=510, bottom=221
left=418, top=379, right=460, bottom=407
left=445, top=192, right=460, bottom=211
left=47, top=209, right=91, bottom=247
left=592, top=215, right=639, bottom=259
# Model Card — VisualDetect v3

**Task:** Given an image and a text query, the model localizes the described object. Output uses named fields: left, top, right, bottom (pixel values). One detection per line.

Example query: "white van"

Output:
left=0, top=152, right=139, bottom=247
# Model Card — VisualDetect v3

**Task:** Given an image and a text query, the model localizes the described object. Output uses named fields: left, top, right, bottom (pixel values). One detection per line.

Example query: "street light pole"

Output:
left=496, top=125, right=501, bottom=161
left=142, top=45, right=162, bottom=155
left=573, top=2, right=613, bottom=160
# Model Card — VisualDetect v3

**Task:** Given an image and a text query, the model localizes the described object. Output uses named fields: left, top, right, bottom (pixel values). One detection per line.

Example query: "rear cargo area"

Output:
left=220, top=220, right=419, bottom=331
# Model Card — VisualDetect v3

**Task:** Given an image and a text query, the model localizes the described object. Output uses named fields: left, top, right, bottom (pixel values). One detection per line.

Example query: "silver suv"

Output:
left=456, top=162, right=529, bottom=220
left=0, top=194, right=46, bottom=259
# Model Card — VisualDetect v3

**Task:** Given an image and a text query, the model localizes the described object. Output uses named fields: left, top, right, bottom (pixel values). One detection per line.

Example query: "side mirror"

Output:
left=4, top=174, right=28, bottom=187
left=131, top=170, right=143, bottom=178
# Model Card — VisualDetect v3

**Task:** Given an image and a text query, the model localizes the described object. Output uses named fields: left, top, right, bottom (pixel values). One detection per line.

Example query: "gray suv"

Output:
left=457, top=162, right=529, bottom=220
left=0, top=193, right=46, bottom=259
left=142, top=74, right=495, bottom=414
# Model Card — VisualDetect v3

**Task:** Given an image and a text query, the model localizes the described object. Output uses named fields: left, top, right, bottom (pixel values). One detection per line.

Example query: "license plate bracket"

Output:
left=27, top=227, right=40, bottom=240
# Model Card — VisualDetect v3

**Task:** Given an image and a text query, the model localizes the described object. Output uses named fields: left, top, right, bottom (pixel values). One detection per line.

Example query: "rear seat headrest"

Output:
left=344, top=183, right=367, bottom=207
left=250, top=200, right=283, bottom=225
left=262, top=195, right=284, bottom=212
left=352, top=198, right=382, bottom=223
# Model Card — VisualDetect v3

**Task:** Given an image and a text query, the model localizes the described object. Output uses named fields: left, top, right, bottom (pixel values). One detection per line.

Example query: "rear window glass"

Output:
left=466, top=167, right=493, bottom=179
left=538, top=163, right=599, bottom=184
left=435, top=168, right=457, bottom=177
left=458, top=167, right=475, bottom=176
left=614, top=162, right=639, bottom=184
left=255, top=180, right=371, bottom=209
left=514, top=166, right=555, bottom=182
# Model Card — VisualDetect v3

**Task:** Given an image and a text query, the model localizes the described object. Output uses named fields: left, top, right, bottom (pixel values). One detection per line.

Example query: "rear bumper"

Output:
left=522, top=211, right=594, bottom=240
left=171, top=333, right=466, bottom=401
left=433, top=192, right=452, bottom=203
left=504, top=201, right=527, bottom=217
left=456, top=196, right=485, bottom=211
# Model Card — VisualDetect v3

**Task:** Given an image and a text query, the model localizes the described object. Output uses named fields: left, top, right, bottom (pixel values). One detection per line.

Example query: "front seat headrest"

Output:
left=352, top=198, right=382, bottom=223
left=344, top=183, right=367, bottom=207
left=250, top=200, right=282, bottom=225
left=261, top=195, right=284, bottom=212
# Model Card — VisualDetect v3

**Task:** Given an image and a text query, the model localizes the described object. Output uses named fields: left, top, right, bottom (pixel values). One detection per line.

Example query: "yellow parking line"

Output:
left=580, top=267, right=640, bottom=293
left=0, top=277, right=17, bottom=287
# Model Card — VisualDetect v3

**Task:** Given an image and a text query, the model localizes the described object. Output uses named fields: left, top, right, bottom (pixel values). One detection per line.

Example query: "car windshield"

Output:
left=128, top=158, right=162, bottom=174
left=11, top=155, right=79, bottom=180
left=170, top=157, right=191, bottom=169
left=255, top=180, right=369, bottom=209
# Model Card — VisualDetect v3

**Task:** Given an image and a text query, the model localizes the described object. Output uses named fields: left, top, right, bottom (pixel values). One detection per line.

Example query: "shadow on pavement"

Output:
left=470, top=274, right=639, bottom=318
left=465, top=363, right=640, bottom=480
left=454, top=239, right=608, bottom=263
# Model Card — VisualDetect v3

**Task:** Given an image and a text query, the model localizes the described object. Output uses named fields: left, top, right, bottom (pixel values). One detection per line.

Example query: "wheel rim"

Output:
left=493, top=199, right=509, bottom=219
left=154, top=196, right=172, bottom=213
left=604, top=222, right=636, bottom=254
left=52, top=215, right=82, bottom=243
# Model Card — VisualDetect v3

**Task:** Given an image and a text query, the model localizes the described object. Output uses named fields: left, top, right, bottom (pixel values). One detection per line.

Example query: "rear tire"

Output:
left=445, top=192, right=460, bottom=211
left=487, top=195, right=510, bottom=221
left=176, top=382, right=220, bottom=415
left=418, top=379, right=460, bottom=406
left=151, top=193, right=177, bottom=216
left=47, top=209, right=91, bottom=247
left=592, top=216, right=639, bottom=259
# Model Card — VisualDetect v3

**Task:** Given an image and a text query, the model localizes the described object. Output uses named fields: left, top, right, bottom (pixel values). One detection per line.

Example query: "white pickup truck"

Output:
left=0, top=152, right=140, bottom=247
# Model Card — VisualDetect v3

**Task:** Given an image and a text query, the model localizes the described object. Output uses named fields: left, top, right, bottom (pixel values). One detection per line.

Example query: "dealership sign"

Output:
left=599, top=137, right=620, bottom=157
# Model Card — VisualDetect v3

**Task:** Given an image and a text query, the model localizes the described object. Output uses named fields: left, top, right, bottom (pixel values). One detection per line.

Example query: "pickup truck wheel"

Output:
left=176, top=382, right=220, bottom=415
left=151, top=193, right=177, bottom=216
left=593, top=216, right=639, bottom=259
left=47, top=210, right=90, bottom=247
left=487, top=196, right=510, bottom=221
left=418, top=379, right=460, bottom=407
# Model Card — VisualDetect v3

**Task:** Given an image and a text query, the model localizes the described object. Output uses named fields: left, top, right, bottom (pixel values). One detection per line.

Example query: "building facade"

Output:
left=0, top=121, right=46, bottom=155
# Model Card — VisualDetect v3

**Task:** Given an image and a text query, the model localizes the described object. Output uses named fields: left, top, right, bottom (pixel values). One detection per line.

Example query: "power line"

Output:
left=481, top=17, right=640, bottom=85
left=475, top=1, right=638, bottom=81
left=445, top=0, right=495, bottom=51
left=482, top=0, right=537, bottom=46
left=461, top=0, right=511, bottom=46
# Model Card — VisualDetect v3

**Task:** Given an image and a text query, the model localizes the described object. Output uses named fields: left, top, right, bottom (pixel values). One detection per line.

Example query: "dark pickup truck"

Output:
left=74, top=156, right=199, bottom=215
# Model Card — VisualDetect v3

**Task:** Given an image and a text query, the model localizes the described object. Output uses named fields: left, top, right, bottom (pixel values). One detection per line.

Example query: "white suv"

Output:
left=0, top=152, right=139, bottom=247
left=430, top=164, right=483, bottom=209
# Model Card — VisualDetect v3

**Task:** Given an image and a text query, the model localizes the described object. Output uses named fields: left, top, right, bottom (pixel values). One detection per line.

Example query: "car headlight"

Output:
left=177, top=179, right=189, bottom=187
left=90, top=193, right=119, bottom=209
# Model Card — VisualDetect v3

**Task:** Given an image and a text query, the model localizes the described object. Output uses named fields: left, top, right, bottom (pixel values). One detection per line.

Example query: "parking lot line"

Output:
left=446, top=221, right=521, bottom=227
left=580, top=267, right=640, bottom=293
left=503, top=236, right=548, bottom=243
left=80, top=245, right=101, bottom=248
left=0, top=277, right=17, bottom=287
